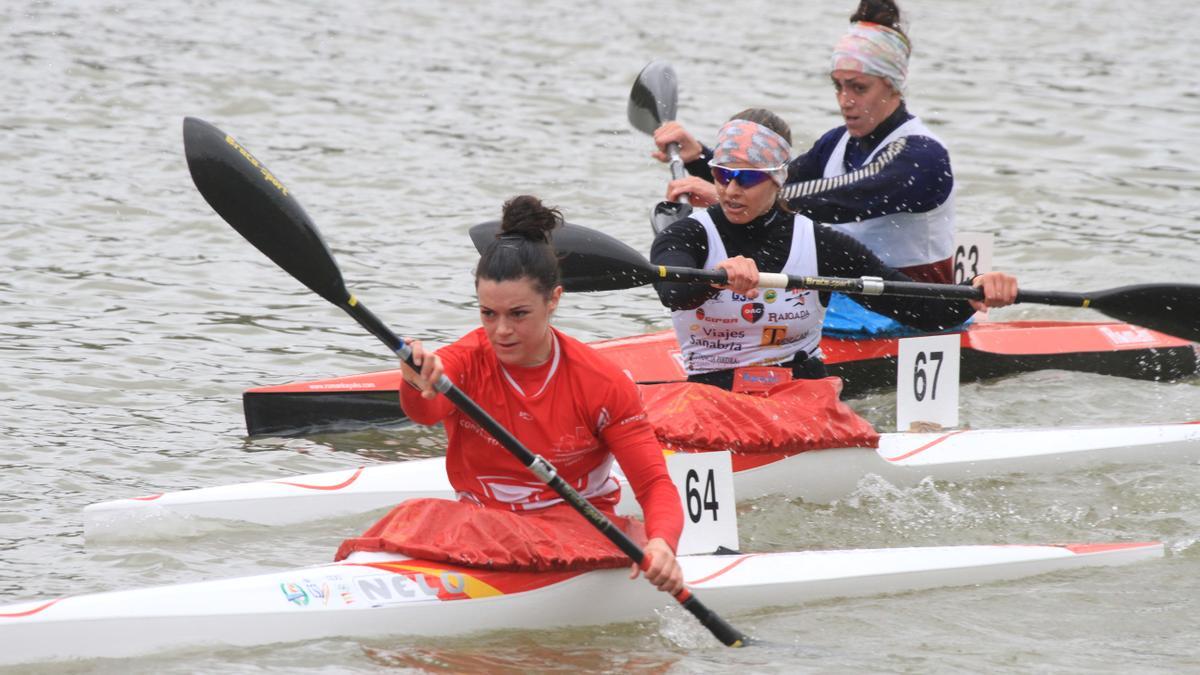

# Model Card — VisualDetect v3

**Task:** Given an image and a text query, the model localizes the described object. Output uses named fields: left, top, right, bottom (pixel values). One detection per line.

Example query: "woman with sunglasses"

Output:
left=654, top=0, right=955, bottom=286
left=337, top=195, right=684, bottom=595
left=650, top=111, right=1017, bottom=391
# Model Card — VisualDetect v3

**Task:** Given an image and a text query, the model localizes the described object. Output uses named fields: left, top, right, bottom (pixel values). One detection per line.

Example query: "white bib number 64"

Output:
left=665, top=450, right=739, bottom=555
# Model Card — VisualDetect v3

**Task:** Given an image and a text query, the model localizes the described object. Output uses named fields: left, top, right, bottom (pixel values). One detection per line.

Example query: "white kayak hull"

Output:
left=0, top=542, right=1162, bottom=665
left=84, top=421, right=1200, bottom=534
left=727, top=421, right=1200, bottom=505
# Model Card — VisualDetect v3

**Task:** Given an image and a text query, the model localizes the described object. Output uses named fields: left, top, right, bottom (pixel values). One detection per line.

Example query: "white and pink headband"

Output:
left=831, top=21, right=912, bottom=92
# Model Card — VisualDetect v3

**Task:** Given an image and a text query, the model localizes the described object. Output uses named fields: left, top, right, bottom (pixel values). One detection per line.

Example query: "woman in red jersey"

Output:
left=336, top=195, right=684, bottom=594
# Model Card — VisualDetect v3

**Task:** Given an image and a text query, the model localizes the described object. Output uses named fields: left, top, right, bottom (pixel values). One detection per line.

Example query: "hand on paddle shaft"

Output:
left=469, top=219, right=1200, bottom=343
left=183, top=117, right=749, bottom=648
left=402, top=340, right=687, bottom=595
left=968, top=272, right=1020, bottom=312
left=652, top=122, right=718, bottom=208
left=633, top=538, right=685, bottom=595
left=713, top=256, right=1020, bottom=310
left=400, top=339, right=444, bottom=400
left=651, top=121, right=703, bottom=164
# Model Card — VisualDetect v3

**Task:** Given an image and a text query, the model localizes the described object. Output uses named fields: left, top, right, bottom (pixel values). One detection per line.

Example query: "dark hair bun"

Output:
left=850, top=0, right=902, bottom=32
left=499, top=195, right=562, bottom=244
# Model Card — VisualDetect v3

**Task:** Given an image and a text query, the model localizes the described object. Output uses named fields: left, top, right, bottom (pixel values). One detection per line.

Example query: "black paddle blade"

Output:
left=627, top=60, right=678, bottom=135
left=1089, top=284, right=1200, bottom=343
left=182, top=117, right=349, bottom=306
left=650, top=200, right=693, bottom=235
left=468, top=221, right=658, bottom=293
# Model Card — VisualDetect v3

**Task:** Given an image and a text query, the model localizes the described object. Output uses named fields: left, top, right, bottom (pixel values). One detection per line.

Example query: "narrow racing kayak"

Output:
left=242, top=321, right=1196, bottom=436
left=0, top=542, right=1162, bottom=665
left=84, top=420, right=1200, bottom=534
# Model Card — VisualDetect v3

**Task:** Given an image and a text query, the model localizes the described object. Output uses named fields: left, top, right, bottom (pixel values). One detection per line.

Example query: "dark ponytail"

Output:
left=851, top=0, right=907, bottom=40
left=475, top=195, right=562, bottom=298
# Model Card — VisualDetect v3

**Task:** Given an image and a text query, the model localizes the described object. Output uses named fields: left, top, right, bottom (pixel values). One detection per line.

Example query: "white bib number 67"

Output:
left=897, top=334, right=960, bottom=431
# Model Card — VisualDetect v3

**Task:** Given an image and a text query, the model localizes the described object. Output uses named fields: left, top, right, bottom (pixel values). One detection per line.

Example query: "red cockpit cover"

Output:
left=640, top=377, right=880, bottom=454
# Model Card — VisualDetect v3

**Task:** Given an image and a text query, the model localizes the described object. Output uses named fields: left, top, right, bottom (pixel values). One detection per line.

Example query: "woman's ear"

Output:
left=547, top=285, right=563, bottom=314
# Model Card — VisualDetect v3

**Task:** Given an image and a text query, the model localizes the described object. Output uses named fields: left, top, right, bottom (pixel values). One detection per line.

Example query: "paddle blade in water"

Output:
left=1088, top=284, right=1200, bottom=342
left=469, top=220, right=658, bottom=292
left=627, top=60, right=678, bottom=135
left=182, top=117, right=349, bottom=306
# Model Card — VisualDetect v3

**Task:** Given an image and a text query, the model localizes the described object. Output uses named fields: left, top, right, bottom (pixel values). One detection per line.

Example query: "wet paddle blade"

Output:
left=627, top=60, right=678, bottom=135
left=650, top=200, right=693, bottom=235
left=1088, top=284, right=1200, bottom=342
left=469, top=220, right=658, bottom=292
left=182, top=117, right=349, bottom=306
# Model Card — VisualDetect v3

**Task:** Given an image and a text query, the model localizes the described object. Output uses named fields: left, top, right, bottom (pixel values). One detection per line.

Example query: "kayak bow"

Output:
left=0, top=542, right=1162, bottom=665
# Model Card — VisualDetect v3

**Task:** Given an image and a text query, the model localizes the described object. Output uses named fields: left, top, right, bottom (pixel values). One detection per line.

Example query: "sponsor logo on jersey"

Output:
left=701, top=327, right=745, bottom=339
left=764, top=289, right=777, bottom=303
left=767, top=310, right=810, bottom=322
left=741, top=303, right=764, bottom=324
left=760, top=324, right=788, bottom=346
left=693, top=308, right=738, bottom=325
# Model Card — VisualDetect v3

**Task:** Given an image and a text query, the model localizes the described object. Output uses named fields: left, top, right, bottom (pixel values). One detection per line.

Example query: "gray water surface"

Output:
left=2, top=1, right=1199, bottom=672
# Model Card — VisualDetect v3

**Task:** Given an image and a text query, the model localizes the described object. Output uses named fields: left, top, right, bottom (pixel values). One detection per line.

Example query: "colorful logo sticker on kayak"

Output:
left=302, top=578, right=329, bottom=606
left=342, top=560, right=584, bottom=604
left=280, top=582, right=309, bottom=606
left=351, top=562, right=516, bottom=605
left=281, top=576, right=357, bottom=608
left=354, top=571, right=460, bottom=605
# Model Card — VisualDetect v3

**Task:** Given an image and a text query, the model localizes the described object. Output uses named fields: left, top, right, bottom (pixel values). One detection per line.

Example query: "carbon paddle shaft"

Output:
left=341, top=298, right=749, bottom=648
left=183, top=116, right=751, bottom=647
left=657, top=268, right=992, bottom=301
left=653, top=268, right=985, bottom=301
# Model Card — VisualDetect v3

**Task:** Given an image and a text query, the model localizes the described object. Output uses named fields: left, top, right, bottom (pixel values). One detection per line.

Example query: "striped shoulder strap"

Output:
left=779, top=137, right=908, bottom=201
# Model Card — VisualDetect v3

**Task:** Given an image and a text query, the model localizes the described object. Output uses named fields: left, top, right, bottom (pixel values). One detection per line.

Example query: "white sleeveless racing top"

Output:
left=670, top=210, right=825, bottom=375
left=822, top=116, right=955, bottom=268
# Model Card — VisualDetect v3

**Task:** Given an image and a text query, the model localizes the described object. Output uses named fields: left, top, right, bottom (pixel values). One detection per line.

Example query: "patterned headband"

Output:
left=831, top=21, right=911, bottom=92
left=711, top=119, right=792, bottom=185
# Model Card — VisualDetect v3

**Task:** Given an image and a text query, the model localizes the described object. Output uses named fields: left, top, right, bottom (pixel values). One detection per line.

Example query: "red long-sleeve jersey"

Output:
left=401, top=327, right=682, bottom=550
